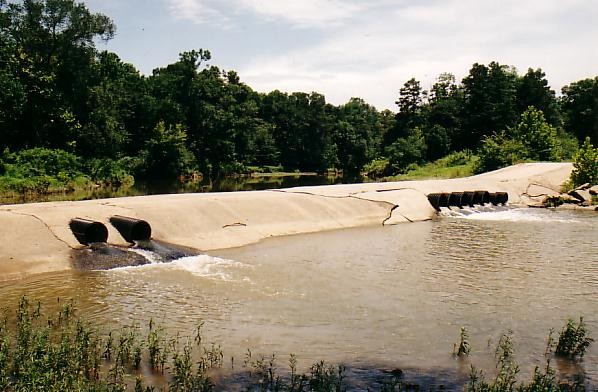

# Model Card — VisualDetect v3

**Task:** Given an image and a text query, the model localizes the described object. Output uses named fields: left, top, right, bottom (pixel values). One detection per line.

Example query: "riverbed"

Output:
left=0, top=207, right=596, bottom=388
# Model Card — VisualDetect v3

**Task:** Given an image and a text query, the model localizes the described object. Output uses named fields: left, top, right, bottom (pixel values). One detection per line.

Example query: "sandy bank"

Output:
left=0, top=162, right=572, bottom=281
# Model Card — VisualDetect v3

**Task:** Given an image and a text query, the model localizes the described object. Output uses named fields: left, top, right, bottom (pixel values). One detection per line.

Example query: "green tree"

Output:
left=138, top=121, right=194, bottom=179
left=570, top=137, right=598, bottom=186
left=474, top=132, right=526, bottom=174
left=384, top=127, right=427, bottom=173
left=516, top=68, right=560, bottom=126
left=1, top=0, right=115, bottom=149
left=332, top=98, right=382, bottom=176
left=561, top=77, right=598, bottom=144
left=509, top=106, right=561, bottom=161
left=460, top=62, right=518, bottom=149
left=385, top=78, right=424, bottom=145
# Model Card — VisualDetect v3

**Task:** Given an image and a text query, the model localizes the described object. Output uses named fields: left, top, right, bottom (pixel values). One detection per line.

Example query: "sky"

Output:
left=84, top=0, right=598, bottom=110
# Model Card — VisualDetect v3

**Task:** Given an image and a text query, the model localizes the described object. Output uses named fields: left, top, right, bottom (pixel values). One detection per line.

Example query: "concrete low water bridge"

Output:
left=0, top=162, right=572, bottom=281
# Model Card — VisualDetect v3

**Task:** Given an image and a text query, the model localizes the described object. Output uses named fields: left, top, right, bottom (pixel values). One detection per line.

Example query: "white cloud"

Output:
left=166, top=0, right=371, bottom=28
left=234, top=0, right=366, bottom=28
left=166, top=0, right=230, bottom=26
left=239, top=0, right=598, bottom=109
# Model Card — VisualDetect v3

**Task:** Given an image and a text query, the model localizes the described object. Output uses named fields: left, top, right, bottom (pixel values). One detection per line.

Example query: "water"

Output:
left=0, top=174, right=344, bottom=204
left=0, top=207, right=597, bottom=388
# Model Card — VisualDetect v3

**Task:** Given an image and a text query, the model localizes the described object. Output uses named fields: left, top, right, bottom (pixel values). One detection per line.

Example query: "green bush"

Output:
left=87, top=158, right=134, bottom=187
left=570, top=137, right=598, bottom=187
left=555, top=317, right=594, bottom=359
left=475, top=107, right=565, bottom=174
left=474, top=132, right=527, bottom=174
left=363, top=158, right=391, bottom=179
left=0, top=148, right=91, bottom=194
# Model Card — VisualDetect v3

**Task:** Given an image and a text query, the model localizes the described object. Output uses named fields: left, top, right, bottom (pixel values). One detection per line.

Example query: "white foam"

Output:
left=110, top=254, right=251, bottom=281
left=442, top=207, right=582, bottom=223
left=128, top=248, right=162, bottom=264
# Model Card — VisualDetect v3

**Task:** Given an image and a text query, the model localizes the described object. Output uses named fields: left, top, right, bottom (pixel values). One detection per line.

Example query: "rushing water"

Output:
left=0, top=207, right=597, bottom=389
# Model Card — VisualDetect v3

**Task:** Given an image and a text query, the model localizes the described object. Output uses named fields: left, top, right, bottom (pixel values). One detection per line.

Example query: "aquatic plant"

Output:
left=555, top=317, right=593, bottom=359
left=454, top=326, right=471, bottom=357
left=0, top=297, right=595, bottom=391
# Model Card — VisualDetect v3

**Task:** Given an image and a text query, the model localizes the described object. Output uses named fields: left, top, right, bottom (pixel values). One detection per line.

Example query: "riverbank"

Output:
left=0, top=162, right=573, bottom=281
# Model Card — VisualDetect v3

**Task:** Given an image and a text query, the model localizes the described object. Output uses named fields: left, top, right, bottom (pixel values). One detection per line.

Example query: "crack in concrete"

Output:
left=271, top=187, right=426, bottom=225
left=3, top=210, right=76, bottom=249
left=222, top=222, right=247, bottom=228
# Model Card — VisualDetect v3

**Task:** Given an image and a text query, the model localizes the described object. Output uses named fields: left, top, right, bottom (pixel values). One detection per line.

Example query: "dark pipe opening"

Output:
left=427, top=193, right=443, bottom=211
left=69, top=218, right=108, bottom=245
left=448, top=192, right=464, bottom=208
left=473, top=190, right=490, bottom=205
left=462, top=191, right=475, bottom=207
left=496, top=192, right=509, bottom=205
left=438, top=193, right=450, bottom=208
left=109, top=215, right=152, bottom=243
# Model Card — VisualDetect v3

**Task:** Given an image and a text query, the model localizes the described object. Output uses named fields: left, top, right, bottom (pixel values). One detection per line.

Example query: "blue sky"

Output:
left=85, top=0, right=598, bottom=110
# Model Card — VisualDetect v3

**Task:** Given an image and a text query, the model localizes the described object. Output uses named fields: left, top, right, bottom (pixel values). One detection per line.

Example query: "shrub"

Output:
left=570, top=137, right=598, bottom=187
left=555, top=317, right=593, bottom=359
left=363, top=158, right=391, bottom=179
left=474, top=132, right=527, bottom=174
left=87, top=158, right=134, bottom=187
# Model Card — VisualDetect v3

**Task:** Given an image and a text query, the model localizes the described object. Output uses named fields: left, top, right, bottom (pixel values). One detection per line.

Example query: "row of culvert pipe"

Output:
left=427, top=191, right=508, bottom=211
left=69, top=215, right=151, bottom=245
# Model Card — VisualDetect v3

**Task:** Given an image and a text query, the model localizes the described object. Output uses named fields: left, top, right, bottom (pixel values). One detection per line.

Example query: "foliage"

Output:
left=510, top=107, right=562, bottom=161
left=1, top=0, right=597, bottom=196
left=474, top=107, right=564, bottom=174
left=363, top=158, right=392, bottom=179
left=555, top=317, right=594, bottom=359
left=392, top=150, right=477, bottom=181
left=570, top=138, right=598, bottom=187
left=466, top=326, right=588, bottom=392
left=561, top=77, right=598, bottom=145
left=137, top=121, right=195, bottom=179
left=0, top=148, right=91, bottom=193
left=474, top=133, right=527, bottom=174
left=384, top=127, right=427, bottom=173
left=0, top=298, right=595, bottom=391
left=454, top=327, right=471, bottom=357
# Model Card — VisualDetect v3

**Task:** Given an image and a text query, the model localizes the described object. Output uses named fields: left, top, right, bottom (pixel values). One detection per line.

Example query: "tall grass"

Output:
left=0, top=298, right=594, bottom=391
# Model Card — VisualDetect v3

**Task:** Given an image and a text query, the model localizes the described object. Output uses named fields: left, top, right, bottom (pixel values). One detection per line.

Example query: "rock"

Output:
left=568, top=189, right=592, bottom=203
left=543, top=194, right=579, bottom=207
left=575, top=183, right=590, bottom=190
left=590, top=185, right=598, bottom=195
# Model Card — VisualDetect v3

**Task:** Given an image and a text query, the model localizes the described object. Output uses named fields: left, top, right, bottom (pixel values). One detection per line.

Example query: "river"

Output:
left=0, top=207, right=596, bottom=389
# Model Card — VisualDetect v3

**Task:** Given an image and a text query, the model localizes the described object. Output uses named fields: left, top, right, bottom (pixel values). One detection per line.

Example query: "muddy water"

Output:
left=0, top=208, right=597, bottom=387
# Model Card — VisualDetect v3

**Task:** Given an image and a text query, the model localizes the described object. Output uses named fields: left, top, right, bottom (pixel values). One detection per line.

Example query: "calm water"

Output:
left=1, top=207, right=597, bottom=388
left=0, top=174, right=345, bottom=204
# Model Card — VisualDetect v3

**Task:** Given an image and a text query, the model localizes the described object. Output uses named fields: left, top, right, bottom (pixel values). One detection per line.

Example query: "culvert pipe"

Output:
left=69, top=218, right=108, bottom=245
left=427, top=193, right=444, bottom=211
left=462, top=191, right=476, bottom=207
left=109, top=215, right=152, bottom=243
left=438, top=193, right=450, bottom=208
left=489, top=192, right=509, bottom=205
left=448, top=192, right=464, bottom=208
left=496, top=192, right=509, bottom=205
left=473, top=190, right=490, bottom=205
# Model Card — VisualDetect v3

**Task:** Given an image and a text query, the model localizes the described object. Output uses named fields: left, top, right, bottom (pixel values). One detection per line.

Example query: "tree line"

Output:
left=1, top=0, right=597, bottom=191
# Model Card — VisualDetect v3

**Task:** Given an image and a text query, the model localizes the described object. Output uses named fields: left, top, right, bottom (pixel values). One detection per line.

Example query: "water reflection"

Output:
left=0, top=174, right=345, bottom=204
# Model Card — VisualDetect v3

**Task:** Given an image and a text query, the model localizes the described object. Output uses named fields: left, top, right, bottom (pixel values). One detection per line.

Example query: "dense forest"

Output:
left=1, top=0, right=597, bottom=194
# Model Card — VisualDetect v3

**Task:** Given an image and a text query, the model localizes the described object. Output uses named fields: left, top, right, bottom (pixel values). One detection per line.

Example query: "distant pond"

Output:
left=0, top=174, right=348, bottom=205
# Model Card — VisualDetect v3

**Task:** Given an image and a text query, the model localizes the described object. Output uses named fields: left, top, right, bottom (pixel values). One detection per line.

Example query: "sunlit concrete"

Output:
left=0, top=162, right=572, bottom=281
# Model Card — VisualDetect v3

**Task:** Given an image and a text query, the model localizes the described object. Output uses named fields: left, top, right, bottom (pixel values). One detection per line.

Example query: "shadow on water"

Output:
left=213, top=363, right=468, bottom=391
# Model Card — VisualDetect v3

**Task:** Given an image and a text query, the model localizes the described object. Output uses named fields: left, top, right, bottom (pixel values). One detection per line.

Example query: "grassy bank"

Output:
left=0, top=298, right=593, bottom=391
